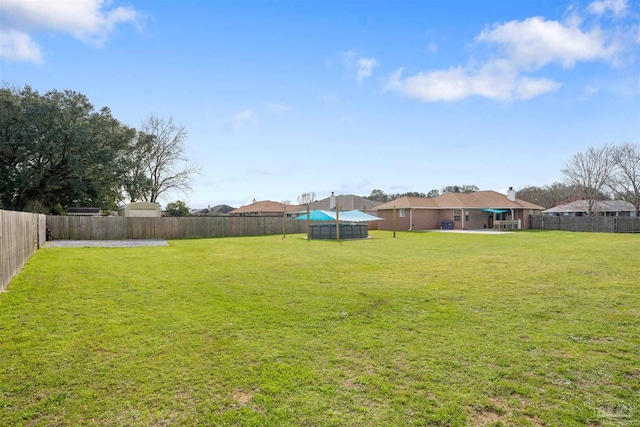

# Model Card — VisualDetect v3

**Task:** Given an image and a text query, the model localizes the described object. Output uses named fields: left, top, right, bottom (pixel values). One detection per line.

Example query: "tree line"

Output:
left=366, top=185, right=480, bottom=202
left=0, top=85, right=198, bottom=214
left=518, top=143, right=639, bottom=214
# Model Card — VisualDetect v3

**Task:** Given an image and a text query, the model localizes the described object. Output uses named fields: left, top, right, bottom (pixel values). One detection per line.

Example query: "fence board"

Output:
left=529, top=215, right=640, bottom=233
left=1, top=210, right=45, bottom=292
left=617, top=217, right=640, bottom=233
left=46, top=216, right=308, bottom=240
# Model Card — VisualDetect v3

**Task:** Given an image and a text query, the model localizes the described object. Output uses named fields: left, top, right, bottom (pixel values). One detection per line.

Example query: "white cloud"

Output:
left=266, top=103, right=290, bottom=114
left=0, top=30, right=42, bottom=63
left=588, top=0, right=627, bottom=16
left=515, top=76, right=563, bottom=100
left=341, top=50, right=357, bottom=67
left=227, top=110, right=255, bottom=131
left=427, top=42, right=439, bottom=53
left=0, top=0, right=142, bottom=63
left=356, top=57, right=379, bottom=83
left=477, top=16, right=619, bottom=69
left=385, top=63, right=562, bottom=102
left=386, top=67, right=470, bottom=102
left=387, top=14, right=621, bottom=103
left=340, top=50, right=379, bottom=83
left=580, top=84, right=600, bottom=99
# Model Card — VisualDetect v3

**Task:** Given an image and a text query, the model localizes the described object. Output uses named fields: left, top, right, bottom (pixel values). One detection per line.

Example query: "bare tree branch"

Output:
left=608, top=142, right=640, bottom=214
left=561, top=144, right=615, bottom=215
left=297, top=192, right=316, bottom=205
left=126, top=115, right=200, bottom=203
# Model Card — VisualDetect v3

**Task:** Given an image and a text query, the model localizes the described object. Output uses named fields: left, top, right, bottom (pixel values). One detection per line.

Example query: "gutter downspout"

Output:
left=409, top=208, right=413, bottom=231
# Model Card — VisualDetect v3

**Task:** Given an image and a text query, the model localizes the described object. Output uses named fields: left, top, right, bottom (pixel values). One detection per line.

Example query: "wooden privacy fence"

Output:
left=1, top=210, right=47, bottom=292
left=529, top=215, right=640, bottom=233
left=47, top=216, right=309, bottom=240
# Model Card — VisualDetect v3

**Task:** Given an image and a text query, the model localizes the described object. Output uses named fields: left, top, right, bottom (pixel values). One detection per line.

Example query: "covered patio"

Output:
left=481, top=208, right=520, bottom=230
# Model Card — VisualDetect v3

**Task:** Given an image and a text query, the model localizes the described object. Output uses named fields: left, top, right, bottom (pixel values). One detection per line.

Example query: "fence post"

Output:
left=0, top=210, right=3, bottom=291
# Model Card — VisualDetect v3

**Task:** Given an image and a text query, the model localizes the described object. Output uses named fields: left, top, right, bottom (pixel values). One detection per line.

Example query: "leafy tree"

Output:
left=390, top=191, right=427, bottom=199
left=122, top=132, right=154, bottom=202
left=367, top=189, right=389, bottom=202
left=297, top=192, right=316, bottom=205
left=608, top=142, right=640, bottom=214
left=165, top=200, right=190, bottom=216
left=427, top=189, right=440, bottom=198
left=562, top=144, right=615, bottom=215
left=441, top=185, right=479, bottom=194
left=125, top=115, right=200, bottom=203
left=0, top=85, right=135, bottom=213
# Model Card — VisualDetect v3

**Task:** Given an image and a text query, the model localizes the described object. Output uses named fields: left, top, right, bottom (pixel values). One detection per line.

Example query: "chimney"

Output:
left=507, top=187, right=516, bottom=202
left=329, top=192, right=336, bottom=210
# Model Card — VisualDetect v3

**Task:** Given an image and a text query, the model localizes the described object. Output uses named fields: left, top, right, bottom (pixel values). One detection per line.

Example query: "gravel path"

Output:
left=44, top=240, right=169, bottom=248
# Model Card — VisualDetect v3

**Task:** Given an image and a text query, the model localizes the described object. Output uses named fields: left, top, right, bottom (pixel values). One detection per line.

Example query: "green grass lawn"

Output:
left=0, top=231, right=638, bottom=426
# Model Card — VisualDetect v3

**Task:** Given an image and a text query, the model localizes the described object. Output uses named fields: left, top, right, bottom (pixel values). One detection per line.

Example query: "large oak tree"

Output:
left=0, top=86, right=135, bottom=213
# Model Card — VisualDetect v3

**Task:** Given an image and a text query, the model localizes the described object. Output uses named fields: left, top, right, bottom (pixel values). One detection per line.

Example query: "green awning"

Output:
left=481, top=208, right=509, bottom=213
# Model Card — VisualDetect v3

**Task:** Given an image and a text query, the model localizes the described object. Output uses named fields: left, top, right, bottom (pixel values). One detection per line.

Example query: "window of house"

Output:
left=398, top=208, right=406, bottom=218
left=465, top=210, right=469, bottom=222
left=453, top=209, right=461, bottom=221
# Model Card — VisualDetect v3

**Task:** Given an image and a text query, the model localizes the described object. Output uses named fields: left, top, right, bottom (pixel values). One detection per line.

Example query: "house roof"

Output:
left=376, top=190, right=544, bottom=211
left=306, top=194, right=382, bottom=211
left=542, top=200, right=636, bottom=214
left=229, top=200, right=301, bottom=214
left=211, top=204, right=236, bottom=214
left=191, top=204, right=235, bottom=215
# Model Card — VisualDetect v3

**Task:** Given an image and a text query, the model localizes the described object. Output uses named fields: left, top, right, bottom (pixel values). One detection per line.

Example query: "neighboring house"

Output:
left=306, top=192, right=382, bottom=214
left=191, top=204, right=235, bottom=216
left=118, top=202, right=161, bottom=217
left=542, top=200, right=637, bottom=217
left=229, top=200, right=301, bottom=217
left=375, top=188, right=544, bottom=231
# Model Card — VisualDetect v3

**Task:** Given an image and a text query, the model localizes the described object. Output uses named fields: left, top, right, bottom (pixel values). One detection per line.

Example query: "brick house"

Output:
left=375, top=189, right=544, bottom=231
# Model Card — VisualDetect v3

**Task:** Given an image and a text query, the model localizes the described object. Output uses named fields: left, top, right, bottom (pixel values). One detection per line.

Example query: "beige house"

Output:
left=118, top=202, right=161, bottom=217
left=376, top=189, right=544, bottom=231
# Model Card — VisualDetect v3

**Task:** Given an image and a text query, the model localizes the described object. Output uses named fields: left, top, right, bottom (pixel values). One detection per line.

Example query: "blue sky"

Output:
left=1, top=0, right=639, bottom=208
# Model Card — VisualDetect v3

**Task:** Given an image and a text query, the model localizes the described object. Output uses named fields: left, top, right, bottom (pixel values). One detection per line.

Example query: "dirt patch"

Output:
left=473, top=410, right=504, bottom=426
left=233, top=389, right=257, bottom=406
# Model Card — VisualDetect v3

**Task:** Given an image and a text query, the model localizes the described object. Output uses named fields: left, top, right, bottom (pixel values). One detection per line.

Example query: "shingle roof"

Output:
left=542, top=200, right=635, bottom=214
left=376, top=190, right=544, bottom=210
left=307, top=194, right=382, bottom=211
left=229, top=200, right=301, bottom=214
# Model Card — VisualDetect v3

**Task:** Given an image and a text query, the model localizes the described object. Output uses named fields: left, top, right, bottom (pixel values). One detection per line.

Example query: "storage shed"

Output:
left=118, top=202, right=161, bottom=217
